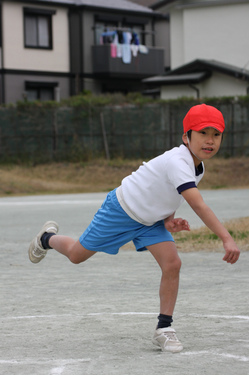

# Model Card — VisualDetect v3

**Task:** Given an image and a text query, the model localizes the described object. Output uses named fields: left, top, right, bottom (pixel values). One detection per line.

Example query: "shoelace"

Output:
left=162, top=331, right=178, bottom=342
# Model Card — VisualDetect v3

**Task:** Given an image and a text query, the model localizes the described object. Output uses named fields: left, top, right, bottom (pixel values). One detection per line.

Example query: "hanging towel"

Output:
left=122, top=32, right=132, bottom=64
left=130, top=44, right=139, bottom=57
left=122, top=44, right=131, bottom=63
left=110, top=32, right=118, bottom=58
left=111, top=43, right=117, bottom=58
left=117, top=43, right=122, bottom=58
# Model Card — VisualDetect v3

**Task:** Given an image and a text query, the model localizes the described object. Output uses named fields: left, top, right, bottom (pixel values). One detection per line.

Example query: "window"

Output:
left=24, top=8, right=56, bottom=49
left=25, top=81, right=58, bottom=101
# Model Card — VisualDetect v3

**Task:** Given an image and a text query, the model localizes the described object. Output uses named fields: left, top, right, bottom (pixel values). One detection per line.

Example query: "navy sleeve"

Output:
left=177, top=181, right=197, bottom=194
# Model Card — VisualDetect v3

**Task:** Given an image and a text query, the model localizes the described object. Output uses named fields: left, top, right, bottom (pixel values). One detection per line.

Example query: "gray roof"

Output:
left=150, top=0, right=176, bottom=10
left=75, top=0, right=153, bottom=12
left=126, top=0, right=156, bottom=6
left=169, top=59, right=249, bottom=81
left=143, top=72, right=209, bottom=84
left=151, top=0, right=249, bottom=10
left=33, top=0, right=154, bottom=13
left=34, top=0, right=75, bottom=4
left=143, top=59, right=249, bottom=86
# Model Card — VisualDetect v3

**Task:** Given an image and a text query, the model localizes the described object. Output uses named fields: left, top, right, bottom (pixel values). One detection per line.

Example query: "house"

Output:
left=143, top=0, right=249, bottom=99
left=0, top=0, right=166, bottom=104
left=1, top=0, right=71, bottom=104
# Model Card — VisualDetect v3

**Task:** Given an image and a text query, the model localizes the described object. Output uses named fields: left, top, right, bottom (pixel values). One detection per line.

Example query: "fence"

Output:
left=0, top=100, right=248, bottom=162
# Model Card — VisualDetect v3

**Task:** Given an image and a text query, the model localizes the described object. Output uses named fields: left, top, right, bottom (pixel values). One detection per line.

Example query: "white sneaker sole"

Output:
left=28, top=221, right=59, bottom=263
left=152, top=338, right=183, bottom=353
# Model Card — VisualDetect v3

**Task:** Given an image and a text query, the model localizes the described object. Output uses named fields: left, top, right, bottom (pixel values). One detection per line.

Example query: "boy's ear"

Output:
left=182, top=133, right=188, bottom=145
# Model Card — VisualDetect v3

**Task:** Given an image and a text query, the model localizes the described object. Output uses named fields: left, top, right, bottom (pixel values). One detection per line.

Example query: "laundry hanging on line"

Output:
left=100, top=30, right=149, bottom=63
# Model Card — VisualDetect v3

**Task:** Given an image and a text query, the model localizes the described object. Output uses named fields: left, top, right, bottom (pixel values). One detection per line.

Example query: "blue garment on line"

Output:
left=122, top=32, right=131, bottom=64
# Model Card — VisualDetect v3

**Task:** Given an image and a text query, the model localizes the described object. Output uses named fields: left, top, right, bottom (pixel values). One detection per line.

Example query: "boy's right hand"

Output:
left=222, top=238, right=240, bottom=264
left=182, top=188, right=240, bottom=264
left=164, top=218, right=190, bottom=233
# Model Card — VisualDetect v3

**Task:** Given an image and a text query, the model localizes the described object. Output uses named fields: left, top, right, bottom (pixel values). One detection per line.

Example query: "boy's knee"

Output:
left=163, top=256, right=182, bottom=275
left=68, top=248, right=84, bottom=264
left=69, top=255, right=82, bottom=264
left=171, top=257, right=182, bottom=272
left=68, top=243, right=94, bottom=264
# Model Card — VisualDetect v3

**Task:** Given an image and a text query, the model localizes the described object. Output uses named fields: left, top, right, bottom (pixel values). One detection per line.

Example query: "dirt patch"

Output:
left=0, top=157, right=249, bottom=196
left=174, top=217, right=249, bottom=252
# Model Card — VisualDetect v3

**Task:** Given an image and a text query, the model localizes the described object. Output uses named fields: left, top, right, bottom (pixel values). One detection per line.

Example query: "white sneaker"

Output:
left=152, top=327, right=183, bottom=353
left=28, top=221, right=59, bottom=263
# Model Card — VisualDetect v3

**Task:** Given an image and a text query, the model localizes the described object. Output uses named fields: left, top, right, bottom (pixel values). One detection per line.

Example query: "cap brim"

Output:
left=191, top=123, right=224, bottom=133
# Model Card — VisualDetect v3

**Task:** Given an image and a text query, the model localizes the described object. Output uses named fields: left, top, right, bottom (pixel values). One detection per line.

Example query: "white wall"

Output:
left=170, top=2, right=249, bottom=70
left=161, top=84, right=197, bottom=100
left=170, top=9, right=184, bottom=69
left=200, top=71, right=249, bottom=97
left=161, top=72, right=249, bottom=100
left=2, top=1, right=70, bottom=72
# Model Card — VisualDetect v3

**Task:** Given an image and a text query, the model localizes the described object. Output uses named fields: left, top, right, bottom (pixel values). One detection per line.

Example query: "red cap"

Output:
left=183, top=104, right=225, bottom=133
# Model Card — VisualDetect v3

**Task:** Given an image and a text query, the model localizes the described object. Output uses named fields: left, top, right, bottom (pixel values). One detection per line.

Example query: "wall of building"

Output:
left=170, top=2, right=249, bottom=69
left=200, top=72, right=249, bottom=98
left=161, top=84, right=197, bottom=100
left=161, top=72, right=249, bottom=100
left=4, top=74, right=70, bottom=104
left=2, top=1, right=70, bottom=72
left=154, top=18, right=170, bottom=69
left=169, top=8, right=184, bottom=70
left=82, top=10, right=95, bottom=74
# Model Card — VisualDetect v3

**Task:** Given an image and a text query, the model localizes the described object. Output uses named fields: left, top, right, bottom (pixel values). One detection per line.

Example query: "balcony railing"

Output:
left=92, top=45, right=164, bottom=78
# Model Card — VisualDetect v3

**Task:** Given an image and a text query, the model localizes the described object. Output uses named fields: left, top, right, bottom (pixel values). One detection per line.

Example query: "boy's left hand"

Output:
left=164, top=218, right=190, bottom=232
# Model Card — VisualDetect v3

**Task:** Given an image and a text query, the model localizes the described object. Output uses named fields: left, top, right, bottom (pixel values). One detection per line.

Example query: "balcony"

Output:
left=92, top=45, right=164, bottom=78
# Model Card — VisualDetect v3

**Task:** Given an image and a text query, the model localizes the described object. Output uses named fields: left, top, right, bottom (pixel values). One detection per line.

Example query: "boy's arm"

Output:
left=181, top=188, right=240, bottom=264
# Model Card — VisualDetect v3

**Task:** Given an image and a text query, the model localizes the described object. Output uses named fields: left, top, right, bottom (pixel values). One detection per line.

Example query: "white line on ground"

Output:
left=0, top=359, right=90, bottom=365
left=3, top=312, right=249, bottom=320
left=181, top=351, right=249, bottom=362
left=0, top=200, right=103, bottom=206
left=2, top=312, right=158, bottom=320
left=190, top=313, right=249, bottom=320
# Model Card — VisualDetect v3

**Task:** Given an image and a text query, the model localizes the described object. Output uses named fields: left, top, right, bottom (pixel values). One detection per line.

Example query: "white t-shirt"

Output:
left=119, top=144, right=204, bottom=225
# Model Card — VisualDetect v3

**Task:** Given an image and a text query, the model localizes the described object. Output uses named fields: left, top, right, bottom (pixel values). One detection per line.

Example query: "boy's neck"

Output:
left=191, top=152, right=203, bottom=167
left=184, top=143, right=203, bottom=167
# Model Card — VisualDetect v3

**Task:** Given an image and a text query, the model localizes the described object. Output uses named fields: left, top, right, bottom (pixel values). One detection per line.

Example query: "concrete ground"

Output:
left=0, top=189, right=249, bottom=375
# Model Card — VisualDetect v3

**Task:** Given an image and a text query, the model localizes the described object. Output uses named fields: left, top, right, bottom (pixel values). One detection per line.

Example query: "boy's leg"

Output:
left=49, top=235, right=96, bottom=264
left=147, top=241, right=183, bottom=353
left=147, top=241, right=181, bottom=316
left=28, top=221, right=96, bottom=264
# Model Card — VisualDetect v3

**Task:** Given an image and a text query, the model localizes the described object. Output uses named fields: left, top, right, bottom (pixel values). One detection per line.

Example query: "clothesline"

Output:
left=101, top=30, right=140, bottom=46
left=92, top=25, right=156, bottom=34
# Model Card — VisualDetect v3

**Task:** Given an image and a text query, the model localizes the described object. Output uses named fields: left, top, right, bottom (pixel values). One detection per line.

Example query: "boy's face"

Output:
left=182, top=127, right=222, bottom=165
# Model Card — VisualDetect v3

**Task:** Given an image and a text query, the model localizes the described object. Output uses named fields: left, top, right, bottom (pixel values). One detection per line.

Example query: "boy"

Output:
left=28, top=104, right=240, bottom=353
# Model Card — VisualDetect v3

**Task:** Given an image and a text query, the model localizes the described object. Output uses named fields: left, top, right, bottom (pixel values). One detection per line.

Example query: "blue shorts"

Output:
left=79, top=189, right=174, bottom=254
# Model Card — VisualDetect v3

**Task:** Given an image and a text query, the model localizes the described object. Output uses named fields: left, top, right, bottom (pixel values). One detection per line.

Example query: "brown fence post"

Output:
left=100, top=112, right=110, bottom=160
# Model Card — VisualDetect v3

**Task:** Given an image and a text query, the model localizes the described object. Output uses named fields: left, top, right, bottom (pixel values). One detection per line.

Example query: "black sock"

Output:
left=41, top=232, right=56, bottom=249
left=157, top=314, right=173, bottom=329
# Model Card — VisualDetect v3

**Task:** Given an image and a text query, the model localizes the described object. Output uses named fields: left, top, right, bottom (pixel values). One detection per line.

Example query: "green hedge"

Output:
left=0, top=94, right=248, bottom=163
